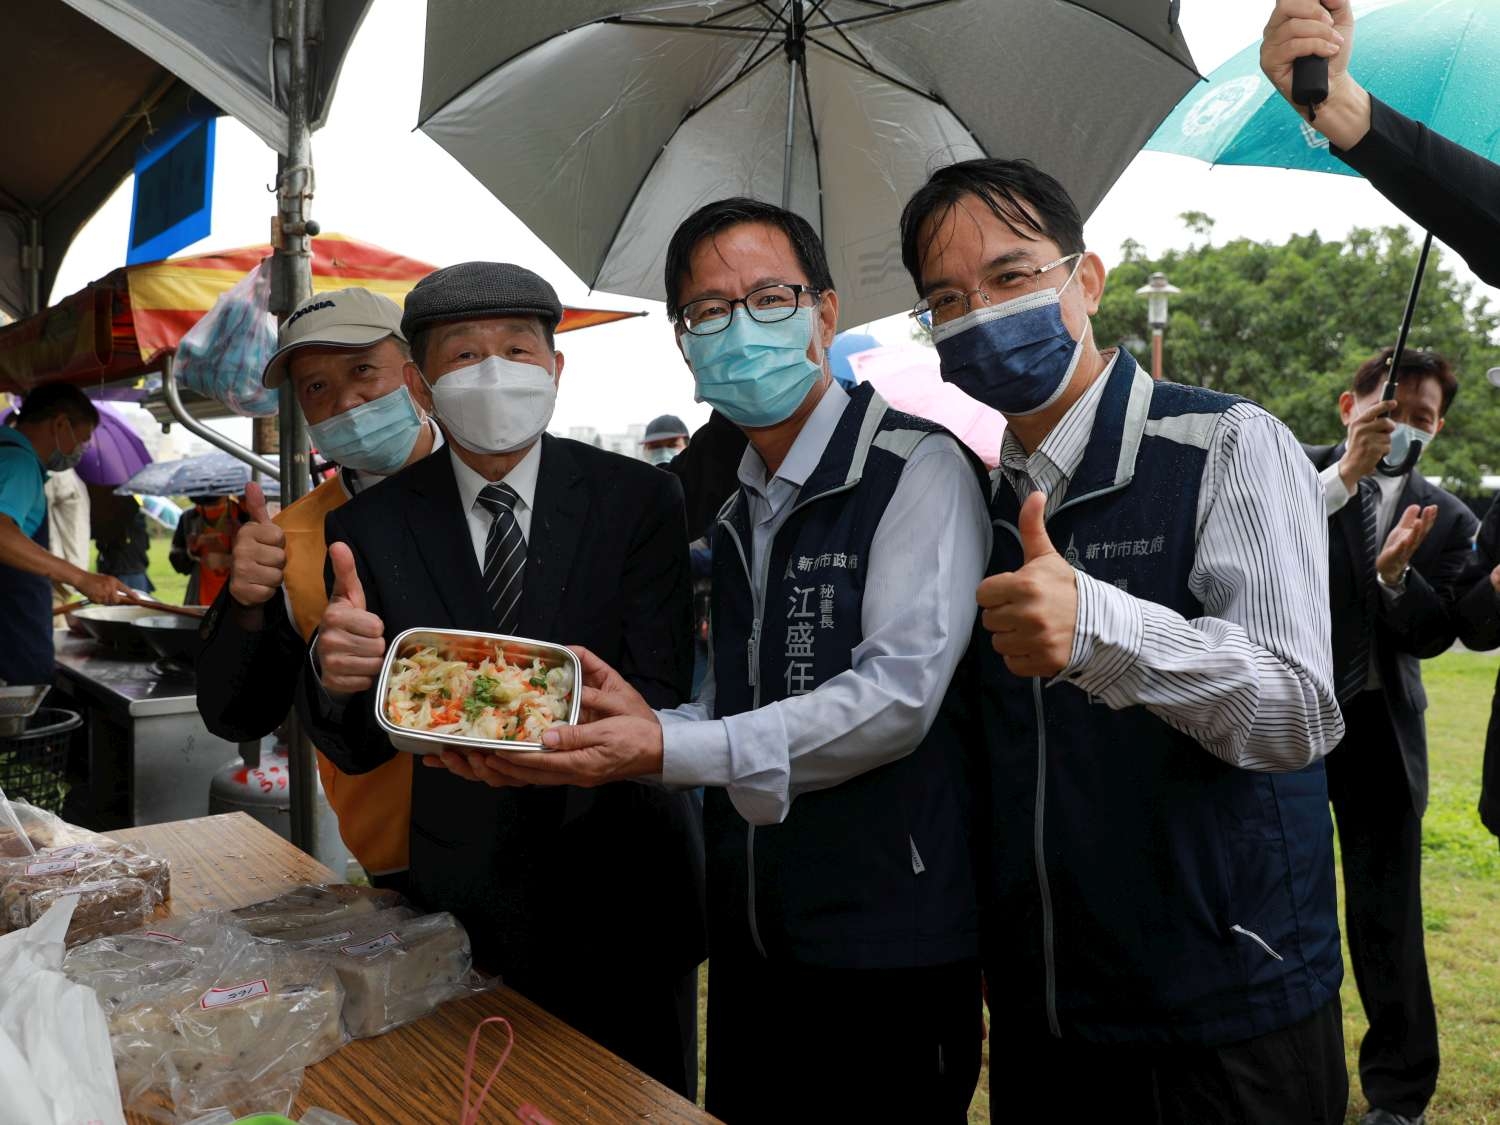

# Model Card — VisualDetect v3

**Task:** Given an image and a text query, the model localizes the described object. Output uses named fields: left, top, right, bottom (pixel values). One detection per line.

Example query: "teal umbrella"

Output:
left=1145, top=0, right=1500, bottom=472
left=1146, top=0, right=1500, bottom=175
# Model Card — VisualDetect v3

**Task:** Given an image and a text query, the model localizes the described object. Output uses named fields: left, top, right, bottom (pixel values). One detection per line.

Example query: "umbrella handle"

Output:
left=1292, top=56, right=1329, bottom=120
left=1376, top=231, right=1435, bottom=478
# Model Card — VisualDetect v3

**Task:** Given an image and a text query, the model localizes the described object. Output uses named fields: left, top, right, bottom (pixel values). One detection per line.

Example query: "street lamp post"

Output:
left=1135, top=272, right=1180, bottom=381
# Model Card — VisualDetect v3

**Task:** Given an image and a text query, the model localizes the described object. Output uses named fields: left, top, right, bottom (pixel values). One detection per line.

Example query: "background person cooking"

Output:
left=0, top=383, right=131, bottom=685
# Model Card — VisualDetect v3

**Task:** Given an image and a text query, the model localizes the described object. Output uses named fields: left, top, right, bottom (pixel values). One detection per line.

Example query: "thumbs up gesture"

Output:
left=316, top=541, right=386, bottom=697
left=228, top=482, right=287, bottom=609
left=977, top=491, right=1079, bottom=678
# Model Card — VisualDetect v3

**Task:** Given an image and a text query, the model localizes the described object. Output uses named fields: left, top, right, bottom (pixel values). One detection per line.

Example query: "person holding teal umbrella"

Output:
left=1256, top=0, right=1500, bottom=287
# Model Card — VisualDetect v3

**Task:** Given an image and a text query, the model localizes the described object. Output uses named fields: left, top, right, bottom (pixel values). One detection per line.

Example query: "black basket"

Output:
left=0, top=708, right=82, bottom=814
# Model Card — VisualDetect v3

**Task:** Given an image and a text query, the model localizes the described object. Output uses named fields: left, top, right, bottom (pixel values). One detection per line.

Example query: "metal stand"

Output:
left=269, top=0, right=321, bottom=852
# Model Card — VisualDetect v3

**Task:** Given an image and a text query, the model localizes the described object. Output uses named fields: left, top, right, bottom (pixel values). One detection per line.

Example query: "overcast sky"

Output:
left=51, top=1, right=1455, bottom=446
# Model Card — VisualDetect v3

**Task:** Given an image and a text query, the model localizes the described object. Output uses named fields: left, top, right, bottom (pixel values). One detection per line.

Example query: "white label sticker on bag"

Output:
left=301, top=929, right=354, bottom=947
left=25, top=858, right=78, bottom=876
left=340, top=931, right=402, bottom=957
left=139, top=931, right=186, bottom=945
left=200, top=980, right=270, bottom=1009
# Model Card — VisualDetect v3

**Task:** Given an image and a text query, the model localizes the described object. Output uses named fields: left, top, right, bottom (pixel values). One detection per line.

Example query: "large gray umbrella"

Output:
left=418, top=1, right=1199, bottom=326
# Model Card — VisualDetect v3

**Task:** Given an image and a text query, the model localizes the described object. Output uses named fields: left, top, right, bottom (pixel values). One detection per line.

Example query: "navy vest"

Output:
left=708, top=383, right=983, bottom=970
left=977, top=353, right=1341, bottom=1046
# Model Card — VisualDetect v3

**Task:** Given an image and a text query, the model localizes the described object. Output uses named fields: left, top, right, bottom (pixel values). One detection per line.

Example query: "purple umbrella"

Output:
left=1, top=399, right=152, bottom=486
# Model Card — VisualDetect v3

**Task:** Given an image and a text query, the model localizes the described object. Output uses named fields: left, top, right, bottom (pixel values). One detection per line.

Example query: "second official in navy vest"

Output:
left=901, top=158, right=1349, bottom=1123
left=475, top=199, right=993, bottom=1124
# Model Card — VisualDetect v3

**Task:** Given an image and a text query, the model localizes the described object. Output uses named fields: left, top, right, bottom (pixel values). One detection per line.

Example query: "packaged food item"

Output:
left=256, top=905, right=417, bottom=948
left=0, top=795, right=171, bottom=899
left=109, top=941, right=346, bottom=1121
left=2, top=874, right=157, bottom=946
left=65, top=911, right=246, bottom=1013
left=229, top=883, right=403, bottom=937
left=375, top=629, right=581, bottom=754
left=288, top=910, right=475, bottom=1038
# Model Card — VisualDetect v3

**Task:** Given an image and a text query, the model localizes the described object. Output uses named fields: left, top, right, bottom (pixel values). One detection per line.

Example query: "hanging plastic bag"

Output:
left=175, top=259, right=281, bottom=417
left=0, top=895, right=128, bottom=1125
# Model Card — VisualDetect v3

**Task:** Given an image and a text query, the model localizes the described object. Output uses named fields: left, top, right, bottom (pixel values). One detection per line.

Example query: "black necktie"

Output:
left=1339, top=476, right=1382, bottom=702
left=478, top=482, right=525, bottom=635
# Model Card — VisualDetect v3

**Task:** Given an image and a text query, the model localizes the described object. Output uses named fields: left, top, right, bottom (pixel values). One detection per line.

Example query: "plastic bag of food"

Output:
left=65, top=911, right=245, bottom=1014
left=285, top=910, right=478, bottom=1038
left=255, top=904, right=417, bottom=948
left=229, top=883, right=403, bottom=938
left=0, top=785, right=34, bottom=858
left=108, top=936, right=346, bottom=1123
left=0, top=895, right=128, bottom=1125
left=3, top=873, right=158, bottom=946
left=0, top=795, right=170, bottom=899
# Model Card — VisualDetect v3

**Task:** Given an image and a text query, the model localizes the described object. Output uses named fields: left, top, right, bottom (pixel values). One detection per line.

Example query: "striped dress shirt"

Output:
left=997, top=355, right=1345, bottom=772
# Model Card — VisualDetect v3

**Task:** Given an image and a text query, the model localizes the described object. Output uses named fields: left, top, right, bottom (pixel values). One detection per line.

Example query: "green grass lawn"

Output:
left=692, top=651, right=1500, bottom=1121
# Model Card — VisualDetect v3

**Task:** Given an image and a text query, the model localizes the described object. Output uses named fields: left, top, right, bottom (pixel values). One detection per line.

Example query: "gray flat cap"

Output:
left=400, top=261, right=564, bottom=338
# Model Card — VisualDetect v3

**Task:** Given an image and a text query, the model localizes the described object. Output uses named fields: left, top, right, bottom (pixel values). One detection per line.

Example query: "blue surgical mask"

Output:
left=1386, top=422, right=1435, bottom=469
left=45, top=418, right=86, bottom=473
left=681, top=306, right=824, bottom=429
left=931, top=263, right=1086, bottom=416
left=305, top=385, right=424, bottom=475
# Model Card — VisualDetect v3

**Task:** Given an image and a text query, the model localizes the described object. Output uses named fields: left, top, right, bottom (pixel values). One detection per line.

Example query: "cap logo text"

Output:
left=287, top=299, right=336, bottom=326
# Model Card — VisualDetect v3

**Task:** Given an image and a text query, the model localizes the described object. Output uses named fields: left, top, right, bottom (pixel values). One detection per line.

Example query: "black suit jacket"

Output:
left=1335, top=96, right=1500, bottom=287
left=298, top=435, right=705, bottom=982
left=1305, top=443, right=1479, bottom=812
left=1451, top=493, right=1500, bottom=837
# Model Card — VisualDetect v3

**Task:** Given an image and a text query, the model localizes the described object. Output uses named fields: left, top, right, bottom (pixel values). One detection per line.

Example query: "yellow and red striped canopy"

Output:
left=0, top=233, right=645, bottom=393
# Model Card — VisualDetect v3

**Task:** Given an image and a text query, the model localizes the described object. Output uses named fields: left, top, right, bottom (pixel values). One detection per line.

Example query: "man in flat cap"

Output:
left=298, top=262, right=706, bottom=1096
left=198, top=287, right=441, bottom=892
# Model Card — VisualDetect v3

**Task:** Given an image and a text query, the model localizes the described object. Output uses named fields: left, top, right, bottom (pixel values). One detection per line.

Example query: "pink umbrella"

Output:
left=848, top=344, right=1006, bottom=469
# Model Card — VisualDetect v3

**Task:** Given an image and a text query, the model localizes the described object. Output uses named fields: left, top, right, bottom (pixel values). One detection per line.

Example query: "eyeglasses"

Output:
left=676, top=283, right=823, bottom=336
left=911, top=253, right=1082, bottom=330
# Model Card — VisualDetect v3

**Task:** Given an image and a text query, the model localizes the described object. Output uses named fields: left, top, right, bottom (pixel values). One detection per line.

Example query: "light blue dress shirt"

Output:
left=659, top=382, right=992, bottom=826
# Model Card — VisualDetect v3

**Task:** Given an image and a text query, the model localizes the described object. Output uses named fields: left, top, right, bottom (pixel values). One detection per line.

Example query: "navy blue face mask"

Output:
left=931, top=263, right=1087, bottom=416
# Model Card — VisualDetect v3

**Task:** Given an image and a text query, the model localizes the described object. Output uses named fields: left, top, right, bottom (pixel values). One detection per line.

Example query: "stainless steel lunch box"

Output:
left=373, top=628, right=582, bottom=755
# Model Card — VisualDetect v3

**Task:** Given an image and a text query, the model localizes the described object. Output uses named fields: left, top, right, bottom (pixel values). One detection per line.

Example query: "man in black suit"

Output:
left=299, top=262, right=706, bottom=1097
left=1451, top=500, right=1500, bottom=846
left=1303, top=347, right=1479, bottom=1125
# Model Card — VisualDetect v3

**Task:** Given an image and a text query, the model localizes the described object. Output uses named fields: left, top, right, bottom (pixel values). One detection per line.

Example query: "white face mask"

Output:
left=428, top=354, right=557, bottom=455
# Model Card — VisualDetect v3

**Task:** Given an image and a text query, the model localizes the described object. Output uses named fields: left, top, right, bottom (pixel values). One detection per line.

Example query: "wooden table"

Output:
left=112, top=814, right=717, bottom=1125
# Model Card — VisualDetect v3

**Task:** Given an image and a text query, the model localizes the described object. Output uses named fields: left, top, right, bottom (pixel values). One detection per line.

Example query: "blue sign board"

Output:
left=127, top=115, right=216, bottom=265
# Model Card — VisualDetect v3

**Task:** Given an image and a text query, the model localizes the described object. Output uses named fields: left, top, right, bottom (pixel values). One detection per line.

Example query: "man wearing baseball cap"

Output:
left=640, top=413, right=690, bottom=465
left=197, top=286, right=441, bottom=891
left=297, top=262, right=706, bottom=1096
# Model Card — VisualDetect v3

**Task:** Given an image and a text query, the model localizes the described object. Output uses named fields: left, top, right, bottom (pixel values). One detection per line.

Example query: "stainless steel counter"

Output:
left=50, top=633, right=270, bottom=830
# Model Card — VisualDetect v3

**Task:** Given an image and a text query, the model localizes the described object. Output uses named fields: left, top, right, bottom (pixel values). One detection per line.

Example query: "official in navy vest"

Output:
left=899, top=159, right=1349, bottom=1123
left=472, top=198, right=993, bottom=1124
left=0, top=384, right=131, bottom=687
left=1304, top=349, right=1477, bottom=1125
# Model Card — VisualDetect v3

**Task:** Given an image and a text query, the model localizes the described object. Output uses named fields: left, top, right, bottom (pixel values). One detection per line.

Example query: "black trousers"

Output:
left=706, top=955, right=982, bottom=1124
left=1326, top=694, right=1440, bottom=1117
left=990, top=997, right=1347, bottom=1123
left=510, top=964, right=700, bottom=1101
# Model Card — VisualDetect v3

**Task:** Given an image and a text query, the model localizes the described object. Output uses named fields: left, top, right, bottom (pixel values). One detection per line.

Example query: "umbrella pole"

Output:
left=272, top=0, right=319, bottom=857
left=780, top=0, right=806, bottom=210
left=1376, top=229, right=1434, bottom=476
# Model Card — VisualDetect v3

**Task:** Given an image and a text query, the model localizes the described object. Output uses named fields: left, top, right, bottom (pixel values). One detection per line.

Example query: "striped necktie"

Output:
left=1338, top=475, right=1382, bottom=703
left=477, top=482, right=525, bottom=635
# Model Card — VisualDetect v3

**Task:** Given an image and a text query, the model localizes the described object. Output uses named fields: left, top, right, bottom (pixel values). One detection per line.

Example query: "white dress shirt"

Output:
left=448, top=439, right=542, bottom=567
left=657, top=382, right=992, bottom=826
left=997, top=358, right=1345, bottom=773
